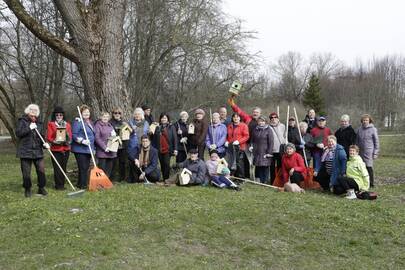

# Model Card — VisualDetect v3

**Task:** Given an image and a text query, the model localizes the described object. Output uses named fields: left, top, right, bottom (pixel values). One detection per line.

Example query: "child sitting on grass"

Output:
left=206, top=149, right=240, bottom=190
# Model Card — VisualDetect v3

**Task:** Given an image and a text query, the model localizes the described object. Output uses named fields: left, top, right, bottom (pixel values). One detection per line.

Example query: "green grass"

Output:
left=0, top=137, right=404, bottom=270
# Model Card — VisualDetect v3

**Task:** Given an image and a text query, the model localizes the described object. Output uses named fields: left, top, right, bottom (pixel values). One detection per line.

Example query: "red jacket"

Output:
left=47, top=121, right=72, bottom=152
left=231, top=103, right=252, bottom=125
left=281, top=152, right=306, bottom=184
left=310, top=126, right=332, bottom=151
left=227, top=122, right=249, bottom=150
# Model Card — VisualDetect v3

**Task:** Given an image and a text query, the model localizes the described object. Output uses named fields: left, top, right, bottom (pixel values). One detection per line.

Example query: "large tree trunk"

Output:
left=4, top=0, right=131, bottom=117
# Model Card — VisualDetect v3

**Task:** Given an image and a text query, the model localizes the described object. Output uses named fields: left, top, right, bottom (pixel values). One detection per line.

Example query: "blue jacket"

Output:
left=330, top=144, right=347, bottom=186
left=132, top=145, right=160, bottom=178
left=205, top=123, right=227, bottom=154
left=127, top=119, right=149, bottom=160
left=71, top=118, right=95, bottom=154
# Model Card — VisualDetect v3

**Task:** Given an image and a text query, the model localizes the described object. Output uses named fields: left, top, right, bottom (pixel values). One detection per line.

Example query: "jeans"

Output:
left=20, top=158, right=46, bottom=190
left=158, top=152, right=171, bottom=180
left=74, top=153, right=91, bottom=188
left=313, top=151, right=322, bottom=173
left=270, top=153, right=282, bottom=184
left=51, top=151, right=70, bottom=189
left=128, top=163, right=160, bottom=183
left=333, top=176, right=359, bottom=195
left=366, top=166, right=374, bottom=187
left=256, top=166, right=270, bottom=183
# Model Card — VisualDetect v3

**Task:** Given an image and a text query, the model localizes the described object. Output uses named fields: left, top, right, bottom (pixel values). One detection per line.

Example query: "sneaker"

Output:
left=345, top=189, right=357, bottom=199
left=37, top=188, right=48, bottom=196
left=24, top=189, right=31, bottom=198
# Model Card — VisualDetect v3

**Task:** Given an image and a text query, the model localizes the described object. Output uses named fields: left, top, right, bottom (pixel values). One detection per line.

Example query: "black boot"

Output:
left=38, top=188, right=48, bottom=196
left=24, top=189, right=31, bottom=198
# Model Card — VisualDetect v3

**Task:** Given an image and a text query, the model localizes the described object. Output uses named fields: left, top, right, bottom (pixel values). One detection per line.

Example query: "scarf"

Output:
left=139, top=145, right=150, bottom=167
left=55, top=120, right=67, bottom=128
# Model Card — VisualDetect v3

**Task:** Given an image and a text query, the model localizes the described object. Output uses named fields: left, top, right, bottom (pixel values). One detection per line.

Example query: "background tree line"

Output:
left=1, top=1, right=404, bottom=145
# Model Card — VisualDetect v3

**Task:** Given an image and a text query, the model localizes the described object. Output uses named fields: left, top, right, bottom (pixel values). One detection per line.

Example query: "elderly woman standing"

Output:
left=298, top=121, right=314, bottom=165
left=335, top=114, right=356, bottom=157
left=356, top=114, right=379, bottom=187
left=250, top=116, right=273, bottom=183
left=206, top=112, right=227, bottom=158
left=128, top=107, right=150, bottom=182
left=110, top=107, right=129, bottom=182
left=175, top=111, right=189, bottom=163
left=46, top=106, right=72, bottom=190
left=315, top=135, right=347, bottom=191
left=188, top=109, right=208, bottom=160
left=310, top=116, right=332, bottom=177
left=16, top=104, right=49, bottom=197
left=71, top=105, right=95, bottom=189
left=269, top=112, right=286, bottom=184
left=95, top=112, right=117, bottom=178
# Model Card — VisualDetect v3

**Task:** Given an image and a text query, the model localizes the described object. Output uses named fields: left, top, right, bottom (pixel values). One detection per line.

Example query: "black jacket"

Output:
left=16, top=115, right=45, bottom=159
left=152, top=123, right=178, bottom=155
left=288, top=126, right=301, bottom=149
left=335, top=125, right=356, bottom=157
left=175, top=120, right=189, bottom=152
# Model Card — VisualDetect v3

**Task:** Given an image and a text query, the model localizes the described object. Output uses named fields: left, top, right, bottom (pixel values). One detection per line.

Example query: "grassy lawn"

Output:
left=0, top=136, right=404, bottom=269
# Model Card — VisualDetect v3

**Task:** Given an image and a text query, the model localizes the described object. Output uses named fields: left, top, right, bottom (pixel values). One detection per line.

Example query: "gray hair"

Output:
left=299, top=121, right=308, bottom=130
left=340, top=114, right=350, bottom=121
left=133, top=107, right=145, bottom=119
left=252, top=107, right=262, bottom=113
left=179, top=111, right=189, bottom=118
left=24, top=104, right=40, bottom=117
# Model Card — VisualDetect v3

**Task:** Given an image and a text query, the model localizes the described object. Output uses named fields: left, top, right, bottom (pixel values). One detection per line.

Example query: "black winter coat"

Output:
left=152, top=123, right=178, bottom=155
left=288, top=126, right=301, bottom=149
left=251, top=125, right=274, bottom=166
left=175, top=120, right=188, bottom=152
left=335, top=125, right=356, bottom=157
left=16, top=115, right=45, bottom=159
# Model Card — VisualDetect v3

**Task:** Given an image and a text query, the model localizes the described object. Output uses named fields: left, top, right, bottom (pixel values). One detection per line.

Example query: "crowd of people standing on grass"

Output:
left=16, top=99, right=379, bottom=199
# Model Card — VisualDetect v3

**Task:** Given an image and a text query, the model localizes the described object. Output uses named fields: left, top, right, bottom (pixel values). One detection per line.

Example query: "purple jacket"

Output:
left=356, top=124, right=379, bottom=167
left=251, top=125, right=274, bottom=166
left=205, top=123, right=227, bottom=154
left=94, top=120, right=117, bottom=159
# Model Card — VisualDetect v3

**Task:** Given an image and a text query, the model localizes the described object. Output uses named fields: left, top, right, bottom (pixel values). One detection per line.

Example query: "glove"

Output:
left=82, top=139, right=90, bottom=146
left=373, top=154, right=378, bottom=160
left=264, top=154, right=272, bottom=158
left=224, top=141, right=229, bottom=147
left=299, top=144, right=304, bottom=149
left=249, top=146, right=253, bottom=152
left=43, top=143, right=50, bottom=149
left=227, top=97, right=235, bottom=106
left=316, top=143, right=324, bottom=149
left=177, top=129, right=183, bottom=135
left=134, top=159, right=140, bottom=167
left=111, top=130, right=117, bottom=137
left=105, top=147, right=110, bottom=153
left=180, top=137, right=187, bottom=144
left=210, top=144, right=217, bottom=150
left=29, top=123, right=37, bottom=130
left=232, top=140, right=239, bottom=146
left=173, top=150, right=178, bottom=156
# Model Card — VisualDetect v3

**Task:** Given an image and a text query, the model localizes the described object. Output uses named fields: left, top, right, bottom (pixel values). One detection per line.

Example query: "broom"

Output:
left=34, top=129, right=85, bottom=197
left=77, top=106, right=113, bottom=191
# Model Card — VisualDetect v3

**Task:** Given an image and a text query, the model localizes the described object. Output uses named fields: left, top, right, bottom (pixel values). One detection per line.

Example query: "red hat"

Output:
left=269, top=112, right=278, bottom=118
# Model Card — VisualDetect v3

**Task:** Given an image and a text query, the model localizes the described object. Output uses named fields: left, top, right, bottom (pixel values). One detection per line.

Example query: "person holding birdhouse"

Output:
left=151, top=113, right=178, bottom=181
left=46, top=106, right=72, bottom=190
left=227, top=97, right=261, bottom=136
left=206, top=149, right=240, bottom=190
left=175, top=148, right=209, bottom=186
left=71, top=105, right=96, bottom=189
left=16, top=104, right=49, bottom=197
left=95, top=112, right=118, bottom=178
left=175, top=111, right=190, bottom=163
left=110, top=107, right=130, bottom=182
left=188, top=109, right=208, bottom=160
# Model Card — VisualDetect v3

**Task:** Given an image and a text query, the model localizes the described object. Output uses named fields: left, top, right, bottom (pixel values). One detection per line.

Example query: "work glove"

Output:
left=177, top=129, right=183, bottom=135
left=82, top=139, right=90, bottom=146
left=134, top=159, right=140, bottom=167
left=29, top=123, right=37, bottom=130
left=173, top=150, right=178, bottom=156
left=105, top=147, right=110, bottom=153
left=232, top=140, right=240, bottom=146
left=263, top=154, right=272, bottom=158
left=180, top=137, right=187, bottom=144
left=43, top=143, right=50, bottom=149
left=316, top=143, right=324, bottom=149
left=249, top=146, right=253, bottom=152
left=224, top=141, right=229, bottom=147
left=210, top=144, right=217, bottom=150
left=111, top=130, right=117, bottom=137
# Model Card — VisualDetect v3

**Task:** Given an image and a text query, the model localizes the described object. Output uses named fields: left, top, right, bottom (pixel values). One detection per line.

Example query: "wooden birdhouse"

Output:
left=107, top=136, right=121, bottom=152
left=55, top=127, right=67, bottom=143
left=188, top=123, right=195, bottom=134
left=119, top=124, right=132, bottom=141
left=216, top=158, right=229, bottom=175
left=149, top=122, right=158, bottom=134
left=179, top=168, right=192, bottom=185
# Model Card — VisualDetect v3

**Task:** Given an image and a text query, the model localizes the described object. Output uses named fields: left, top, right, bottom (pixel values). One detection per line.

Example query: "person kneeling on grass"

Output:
left=173, top=148, right=209, bottom=186
left=206, top=149, right=240, bottom=190
left=332, top=145, right=369, bottom=199
left=130, top=135, right=160, bottom=183
left=281, top=143, right=306, bottom=186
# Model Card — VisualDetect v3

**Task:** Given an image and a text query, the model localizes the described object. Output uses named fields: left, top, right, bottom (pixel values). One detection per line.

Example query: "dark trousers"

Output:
left=51, top=151, right=70, bottom=189
left=128, top=163, right=160, bottom=183
left=20, top=158, right=46, bottom=190
left=270, top=153, right=282, bottom=184
left=290, top=171, right=304, bottom=184
left=333, top=176, right=359, bottom=195
left=158, top=152, right=171, bottom=180
left=111, top=145, right=128, bottom=181
left=176, top=150, right=187, bottom=163
left=366, top=166, right=374, bottom=187
left=314, top=166, right=330, bottom=191
left=256, top=166, right=270, bottom=183
left=74, top=153, right=91, bottom=188
left=98, top=158, right=114, bottom=178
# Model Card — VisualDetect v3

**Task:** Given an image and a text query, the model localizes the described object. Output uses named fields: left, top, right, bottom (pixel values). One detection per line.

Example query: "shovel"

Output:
left=138, top=166, right=154, bottom=185
left=34, top=129, right=85, bottom=197
left=77, top=106, right=113, bottom=191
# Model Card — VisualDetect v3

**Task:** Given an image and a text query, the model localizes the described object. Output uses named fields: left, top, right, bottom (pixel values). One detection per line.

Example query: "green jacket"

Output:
left=346, top=155, right=369, bottom=191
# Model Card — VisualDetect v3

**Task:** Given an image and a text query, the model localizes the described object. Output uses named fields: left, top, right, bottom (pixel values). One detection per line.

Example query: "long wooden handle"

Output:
left=293, top=107, right=308, bottom=167
left=230, top=176, right=282, bottom=190
left=77, top=106, right=97, bottom=167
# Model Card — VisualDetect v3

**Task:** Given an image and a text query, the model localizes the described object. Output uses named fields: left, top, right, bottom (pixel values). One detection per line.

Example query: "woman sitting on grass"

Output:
left=332, top=145, right=369, bottom=199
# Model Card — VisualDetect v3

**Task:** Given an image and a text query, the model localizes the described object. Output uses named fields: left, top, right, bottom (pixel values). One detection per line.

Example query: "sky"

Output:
left=222, top=0, right=405, bottom=67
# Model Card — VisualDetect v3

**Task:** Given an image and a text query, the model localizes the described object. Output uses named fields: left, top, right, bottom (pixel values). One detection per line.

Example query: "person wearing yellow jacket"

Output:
left=333, top=145, right=369, bottom=199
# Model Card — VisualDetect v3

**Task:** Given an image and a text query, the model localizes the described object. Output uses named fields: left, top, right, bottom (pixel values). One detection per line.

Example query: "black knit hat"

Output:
left=189, top=148, right=198, bottom=154
left=53, top=106, right=65, bottom=114
left=209, top=149, right=218, bottom=156
left=142, top=105, right=151, bottom=111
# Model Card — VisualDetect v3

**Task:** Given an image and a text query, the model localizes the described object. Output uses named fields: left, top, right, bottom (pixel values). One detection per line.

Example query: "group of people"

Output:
left=16, top=100, right=379, bottom=199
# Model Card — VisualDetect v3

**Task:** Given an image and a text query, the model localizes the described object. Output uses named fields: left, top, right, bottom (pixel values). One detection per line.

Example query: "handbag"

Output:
left=271, top=126, right=286, bottom=153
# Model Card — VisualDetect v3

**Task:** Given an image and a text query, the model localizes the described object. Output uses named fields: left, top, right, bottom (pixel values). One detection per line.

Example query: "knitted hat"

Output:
left=141, top=105, right=151, bottom=111
left=195, top=109, right=205, bottom=116
left=257, top=115, right=266, bottom=122
left=209, top=149, right=218, bottom=156
left=317, top=116, right=326, bottom=121
left=53, top=106, right=65, bottom=114
left=189, top=148, right=198, bottom=154
left=285, top=143, right=296, bottom=152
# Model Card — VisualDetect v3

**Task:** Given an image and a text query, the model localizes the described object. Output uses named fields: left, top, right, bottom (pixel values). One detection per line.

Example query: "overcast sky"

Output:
left=222, top=0, right=405, bottom=66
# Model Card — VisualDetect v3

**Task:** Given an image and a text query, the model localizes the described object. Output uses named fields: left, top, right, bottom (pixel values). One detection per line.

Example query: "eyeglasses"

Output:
left=270, top=117, right=278, bottom=119
left=113, top=112, right=121, bottom=115
left=55, top=113, right=63, bottom=116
